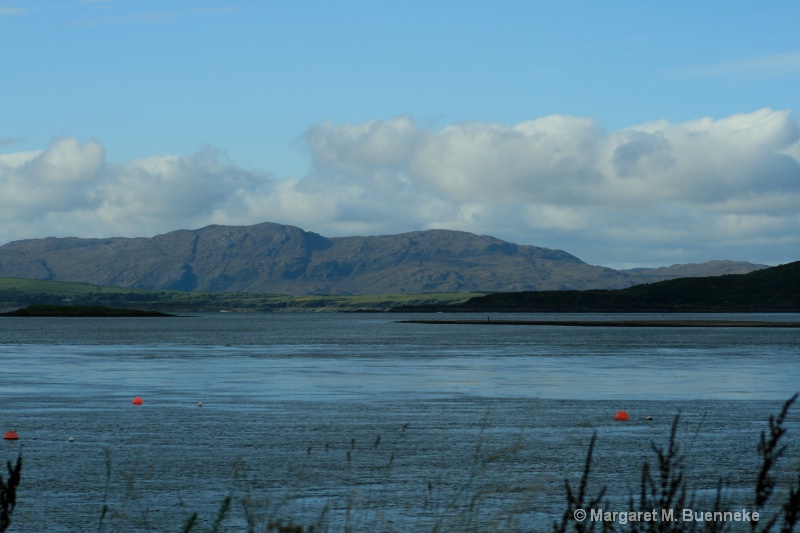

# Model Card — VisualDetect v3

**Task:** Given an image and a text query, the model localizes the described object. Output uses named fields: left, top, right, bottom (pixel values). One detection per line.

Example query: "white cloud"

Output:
left=304, top=116, right=423, bottom=178
left=1, top=108, right=798, bottom=267
left=0, top=141, right=274, bottom=240
left=0, top=8, right=26, bottom=16
left=594, top=109, right=800, bottom=208
left=0, top=138, right=105, bottom=218
left=411, top=116, right=602, bottom=204
left=683, top=51, right=800, bottom=78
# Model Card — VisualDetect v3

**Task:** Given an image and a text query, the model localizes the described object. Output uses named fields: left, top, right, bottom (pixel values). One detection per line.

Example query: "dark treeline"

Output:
left=392, top=261, right=800, bottom=312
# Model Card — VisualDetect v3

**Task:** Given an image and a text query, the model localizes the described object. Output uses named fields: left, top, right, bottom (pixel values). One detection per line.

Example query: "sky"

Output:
left=1, top=0, right=799, bottom=269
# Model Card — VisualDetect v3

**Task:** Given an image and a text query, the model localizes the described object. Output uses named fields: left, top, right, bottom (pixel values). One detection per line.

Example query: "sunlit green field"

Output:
left=0, top=277, right=479, bottom=312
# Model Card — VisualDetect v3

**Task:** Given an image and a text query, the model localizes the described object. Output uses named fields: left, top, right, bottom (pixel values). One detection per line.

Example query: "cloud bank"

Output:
left=2, top=108, right=798, bottom=267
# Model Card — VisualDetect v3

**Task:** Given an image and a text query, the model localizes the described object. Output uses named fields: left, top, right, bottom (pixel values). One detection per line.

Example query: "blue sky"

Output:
left=2, top=0, right=799, bottom=268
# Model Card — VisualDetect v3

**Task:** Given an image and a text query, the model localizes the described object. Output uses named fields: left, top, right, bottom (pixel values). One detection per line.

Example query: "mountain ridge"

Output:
left=0, top=221, right=768, bottom=295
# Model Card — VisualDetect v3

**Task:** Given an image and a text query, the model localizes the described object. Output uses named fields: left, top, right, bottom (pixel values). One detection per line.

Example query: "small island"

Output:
left=0, top=304, right=176, bottom=317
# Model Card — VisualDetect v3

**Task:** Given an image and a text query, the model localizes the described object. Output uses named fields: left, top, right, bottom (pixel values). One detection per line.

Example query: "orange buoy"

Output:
left=615, top=410, right=629, bottom=421
left=132, top=396, right=144, bottom=405
left=3, top=430, right=19, bottom=440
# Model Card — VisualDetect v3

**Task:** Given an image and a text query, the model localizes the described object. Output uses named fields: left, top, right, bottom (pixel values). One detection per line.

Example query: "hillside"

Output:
left=0, top=221, right=767, bottom=295
left=397, top=261, right=800, bottom=312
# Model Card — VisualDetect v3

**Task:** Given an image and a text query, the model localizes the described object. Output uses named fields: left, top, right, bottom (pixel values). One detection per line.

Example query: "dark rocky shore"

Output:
left=0, top=304, right=175, bottom=317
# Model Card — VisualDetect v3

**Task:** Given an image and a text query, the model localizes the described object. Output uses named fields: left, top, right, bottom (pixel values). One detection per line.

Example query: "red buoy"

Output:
left=132, top=396, right=144, bottom=405
left=615, top=410, right=629, bottom=421
left=3, top=430, right=19, bottom=440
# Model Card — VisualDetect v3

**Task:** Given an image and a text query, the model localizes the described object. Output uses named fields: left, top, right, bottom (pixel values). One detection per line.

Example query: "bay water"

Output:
left=1, top=312, right=799, bottom=531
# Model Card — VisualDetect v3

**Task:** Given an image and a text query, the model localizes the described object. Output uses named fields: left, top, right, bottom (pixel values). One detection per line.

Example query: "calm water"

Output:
left=1, top=312, right=799, bottom=532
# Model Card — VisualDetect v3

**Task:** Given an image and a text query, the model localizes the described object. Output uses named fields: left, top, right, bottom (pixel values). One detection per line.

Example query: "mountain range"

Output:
left=0, top=221, right=768, bottom=295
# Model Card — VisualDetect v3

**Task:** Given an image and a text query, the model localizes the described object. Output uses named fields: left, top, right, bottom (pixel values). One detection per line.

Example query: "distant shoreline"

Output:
left=399, top=319, right=800, bottom=328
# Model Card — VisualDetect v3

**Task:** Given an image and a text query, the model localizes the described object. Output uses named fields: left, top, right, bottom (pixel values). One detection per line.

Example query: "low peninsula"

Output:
left=0, top=304, right=176, bottom=317
left=390, top=261, right=800, bottom=313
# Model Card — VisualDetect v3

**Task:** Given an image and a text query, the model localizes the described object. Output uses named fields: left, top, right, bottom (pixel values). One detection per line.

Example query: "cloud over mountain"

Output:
left=1, top=108, right=798, bottom=267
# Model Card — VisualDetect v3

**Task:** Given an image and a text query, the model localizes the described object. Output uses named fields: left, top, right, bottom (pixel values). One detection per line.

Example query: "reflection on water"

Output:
left=1, top=313, right=799, bottom=531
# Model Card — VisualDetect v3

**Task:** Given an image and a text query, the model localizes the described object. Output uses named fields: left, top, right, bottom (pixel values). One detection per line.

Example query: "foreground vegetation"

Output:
left=0, top=277, right=478, bottom=313
left=551, top=394, right=800, bottom=533
left=3, top=396, right=798, bottom=532
left=0, top=453, right=21, bottom=532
